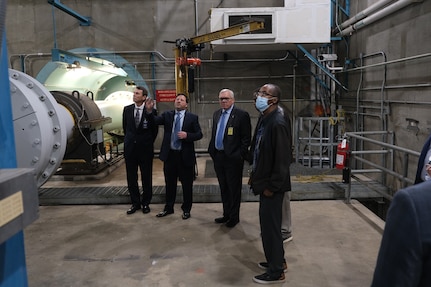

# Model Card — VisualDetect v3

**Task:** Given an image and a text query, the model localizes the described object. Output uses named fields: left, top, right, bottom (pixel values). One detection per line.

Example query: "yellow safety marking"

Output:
left=0, top=191, right=24, bottom=227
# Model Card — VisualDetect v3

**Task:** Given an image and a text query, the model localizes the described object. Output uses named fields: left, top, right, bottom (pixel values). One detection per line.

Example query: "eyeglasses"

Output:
left=255, top=91, right=273, bottom=97
left=219, top=97, right=232, bottom=101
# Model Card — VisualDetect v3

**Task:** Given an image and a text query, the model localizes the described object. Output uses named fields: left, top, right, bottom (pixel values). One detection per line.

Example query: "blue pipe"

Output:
left=0, top=28, right=29, bottom=287
left=296, top=44, right=348, bottom=91
left=47, top=0, right=91, bottom=26
left=0, top=34, right=16, bottom=168
left=331, top=0, right=350, bottom=17
left=288, top=50, right=330, bottom=91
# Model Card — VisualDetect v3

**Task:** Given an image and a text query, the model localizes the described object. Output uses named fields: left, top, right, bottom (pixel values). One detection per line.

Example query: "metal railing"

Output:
left=345, top=131, right=420, bottom=203
left=295, top=117, right=338, bottom=168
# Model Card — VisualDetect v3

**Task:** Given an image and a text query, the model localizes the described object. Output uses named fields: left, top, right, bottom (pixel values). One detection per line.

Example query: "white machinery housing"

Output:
left=210, top=0, right=331, bottom=51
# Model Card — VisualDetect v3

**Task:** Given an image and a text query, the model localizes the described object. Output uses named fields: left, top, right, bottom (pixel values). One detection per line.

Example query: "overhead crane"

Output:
left=169, top=19, right=265, bottom=97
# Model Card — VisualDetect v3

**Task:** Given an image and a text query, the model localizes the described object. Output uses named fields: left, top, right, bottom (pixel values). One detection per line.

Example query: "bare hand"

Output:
left=263, top=189, right=274, bottom=197
left=177, top=131, right=187, bottom=139
left=145, top=98, right=154, bottom=112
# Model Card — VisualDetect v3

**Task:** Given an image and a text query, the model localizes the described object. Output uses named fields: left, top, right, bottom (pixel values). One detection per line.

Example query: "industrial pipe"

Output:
left=335, top=0, right=394, bottom=32
left=337, top=0, right=423, bottom=37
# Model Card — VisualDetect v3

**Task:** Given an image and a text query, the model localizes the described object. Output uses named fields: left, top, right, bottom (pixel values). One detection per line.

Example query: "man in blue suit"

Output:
left=208, top=88, right=251, bottom=228
left=371, top=180, right=431, bottom=287
left=145, top=94, right=202, bottom=220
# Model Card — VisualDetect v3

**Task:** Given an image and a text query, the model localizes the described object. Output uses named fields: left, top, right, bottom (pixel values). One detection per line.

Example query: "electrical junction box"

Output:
left=0, top=168, right=39, bottom=244
left=90, top=129, right=104, bottom=144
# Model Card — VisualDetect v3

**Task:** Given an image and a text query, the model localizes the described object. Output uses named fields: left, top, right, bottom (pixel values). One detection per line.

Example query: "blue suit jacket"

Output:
left=371, top=181, right=431, bottom=287
left=154, top=110, right=202, bottom=167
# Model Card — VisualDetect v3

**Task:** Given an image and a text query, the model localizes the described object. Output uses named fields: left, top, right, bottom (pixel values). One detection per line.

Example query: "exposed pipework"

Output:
left=335, top=0, right=394, bottom=32
left=296, top=44, right=347, bottom=91
left=337, top=0, right=423, bottom=37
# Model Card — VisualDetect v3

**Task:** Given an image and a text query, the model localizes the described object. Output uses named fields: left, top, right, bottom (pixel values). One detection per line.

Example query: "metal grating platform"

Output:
left=38, top=185, right=254, bottom=205
left=38, top=181, right=386, bottom=205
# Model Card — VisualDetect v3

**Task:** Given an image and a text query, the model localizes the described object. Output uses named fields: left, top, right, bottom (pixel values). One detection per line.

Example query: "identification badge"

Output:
left=227, top=127, right=234, bottom=135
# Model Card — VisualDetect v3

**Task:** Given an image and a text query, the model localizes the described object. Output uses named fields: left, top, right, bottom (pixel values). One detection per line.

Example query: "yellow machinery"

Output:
left=172, top=20, right=264, bottom=97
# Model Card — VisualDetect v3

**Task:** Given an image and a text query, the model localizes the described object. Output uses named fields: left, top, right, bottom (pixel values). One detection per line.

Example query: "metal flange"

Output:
left=9, top=69, right=68, bottom=187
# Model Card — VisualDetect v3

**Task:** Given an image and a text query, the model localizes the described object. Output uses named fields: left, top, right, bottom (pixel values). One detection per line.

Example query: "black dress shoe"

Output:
left=142, top=205, right=151, bottom=214
left=126, top=206, right=141, bottom=215
left=182, top=212, right=191, bottom=220
left=156, top=210, right=173, bottom=217
left=225, top=219, right=239, bottom=228
left=214, top=217, right=229, bottom=224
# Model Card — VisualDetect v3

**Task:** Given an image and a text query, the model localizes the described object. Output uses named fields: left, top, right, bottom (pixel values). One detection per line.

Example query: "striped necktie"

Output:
left=135, top=108, right=141, bottom=128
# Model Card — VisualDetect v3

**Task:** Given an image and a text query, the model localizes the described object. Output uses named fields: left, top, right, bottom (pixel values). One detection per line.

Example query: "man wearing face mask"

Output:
left=249, top=83, right=292, bottom=284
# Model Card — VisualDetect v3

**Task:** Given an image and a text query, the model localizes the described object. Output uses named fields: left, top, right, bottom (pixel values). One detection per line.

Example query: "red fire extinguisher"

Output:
left=336, top=138, right=349, bottom=170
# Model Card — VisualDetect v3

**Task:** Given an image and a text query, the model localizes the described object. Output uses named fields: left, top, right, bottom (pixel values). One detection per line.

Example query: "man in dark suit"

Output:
left=371, top=180, right=431, bottom=287
left=122, top=86, right=158, bottom=215
left=414, top=133, right=431, bottom=184
left=145, top=94, right=202, bottom=220
left=208, top=88, right=251, bottom=228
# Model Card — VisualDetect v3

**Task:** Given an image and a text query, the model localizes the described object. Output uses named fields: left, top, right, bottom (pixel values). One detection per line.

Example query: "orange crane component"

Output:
left=172, top=20, right=264, bottom=97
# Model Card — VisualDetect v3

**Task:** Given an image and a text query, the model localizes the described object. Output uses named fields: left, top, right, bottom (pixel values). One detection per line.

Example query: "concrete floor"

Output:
left=24, top=155, right=385, bottom=287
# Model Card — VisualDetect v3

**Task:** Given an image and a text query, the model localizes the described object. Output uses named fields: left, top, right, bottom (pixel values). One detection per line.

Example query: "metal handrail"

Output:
left=345, top=131, right=420, bottom=202
left=295, top=117, right=338, bottom=168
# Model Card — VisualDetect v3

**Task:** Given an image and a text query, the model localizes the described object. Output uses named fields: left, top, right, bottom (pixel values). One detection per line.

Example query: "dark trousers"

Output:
left=213, top=151, right=244, bottom=221
left=125, top=149, right=154, bottom=208
left=260, top=192, right=285, bottom=278
left=163, top=150, right=194, bottom=213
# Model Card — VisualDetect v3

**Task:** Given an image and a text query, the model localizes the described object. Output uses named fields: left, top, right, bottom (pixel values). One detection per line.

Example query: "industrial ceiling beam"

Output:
left=296, top=44, right=348, bottom=91
left=48, top=0, right=91, bottom=26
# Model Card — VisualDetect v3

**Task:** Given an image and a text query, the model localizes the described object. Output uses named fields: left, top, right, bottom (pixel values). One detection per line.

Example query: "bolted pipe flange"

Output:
left=9, top=68, right=67, bottom=187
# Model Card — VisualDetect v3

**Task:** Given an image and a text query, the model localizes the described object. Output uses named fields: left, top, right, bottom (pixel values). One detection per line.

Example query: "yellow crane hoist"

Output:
left=168, top=19, right=264, bottom=97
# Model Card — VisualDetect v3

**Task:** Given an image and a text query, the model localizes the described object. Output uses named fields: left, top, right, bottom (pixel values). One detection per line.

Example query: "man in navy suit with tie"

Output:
left=371, top=180, right=431, bottom=287
left=208, top=88, right=251, bottom=228
left=415, top=133, right=431, bottom=184
left=122, top=86, right=158, bottom=215
left=145, top=94, right=202, bottom=220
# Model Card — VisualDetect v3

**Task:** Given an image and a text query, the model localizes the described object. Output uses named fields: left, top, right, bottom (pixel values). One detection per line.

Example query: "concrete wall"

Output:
left=335, top=0, right=431, bottom=190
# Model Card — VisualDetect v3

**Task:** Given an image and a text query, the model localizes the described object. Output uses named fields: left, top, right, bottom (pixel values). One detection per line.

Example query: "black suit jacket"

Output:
left=248, top=107, right=292, bottom=195
left=208, top=106, right=251, bottom=161
left=154, top=110, right=202, bottom=167
left=371, top=181, right=431, bottom=287
left=122, top=104, right=158, bottom=159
